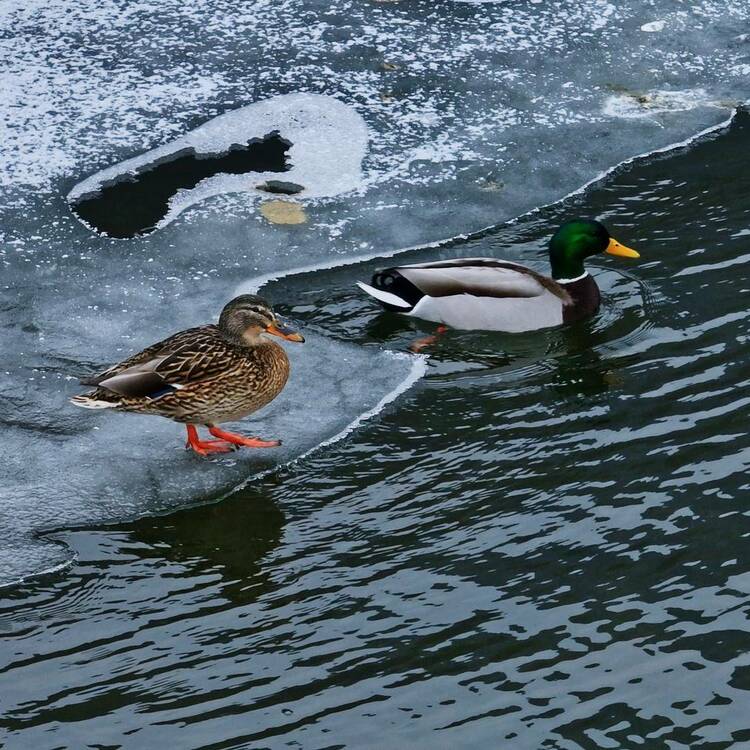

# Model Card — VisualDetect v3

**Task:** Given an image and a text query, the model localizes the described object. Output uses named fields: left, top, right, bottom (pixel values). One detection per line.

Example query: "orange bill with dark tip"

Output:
left=606, top=237, right=640, bottom=258
left=266, top=321, right=305, bottom=342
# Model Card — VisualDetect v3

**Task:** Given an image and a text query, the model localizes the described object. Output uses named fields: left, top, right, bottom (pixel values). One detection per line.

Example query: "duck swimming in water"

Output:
left=357, top=219, right=639, bottom=332
left=71, top=295, right=304, bottom=456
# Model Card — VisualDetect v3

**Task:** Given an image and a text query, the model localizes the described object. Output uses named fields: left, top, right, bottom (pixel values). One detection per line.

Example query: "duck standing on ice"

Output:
left=72, top=295, right=304, bottom=456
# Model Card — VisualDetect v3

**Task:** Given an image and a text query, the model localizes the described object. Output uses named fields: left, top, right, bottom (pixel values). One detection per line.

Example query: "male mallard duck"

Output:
left=357, top=219, right=639, bottom=332
left=71, top=295, right=304, bottom=456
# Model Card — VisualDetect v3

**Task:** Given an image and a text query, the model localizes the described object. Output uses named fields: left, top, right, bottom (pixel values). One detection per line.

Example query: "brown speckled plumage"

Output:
left=72, top=296, right=303, bottom=454
left=78, top=325, right=290, bottom=423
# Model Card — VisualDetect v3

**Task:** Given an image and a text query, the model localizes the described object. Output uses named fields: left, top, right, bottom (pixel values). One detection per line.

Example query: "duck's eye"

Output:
left=244, top=306, right=269, bottom=318
left=382, top=275, right=393, bottom=287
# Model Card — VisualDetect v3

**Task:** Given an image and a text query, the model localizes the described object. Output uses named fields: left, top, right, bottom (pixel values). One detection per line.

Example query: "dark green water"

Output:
left=3, top=114, right=750, bottom=749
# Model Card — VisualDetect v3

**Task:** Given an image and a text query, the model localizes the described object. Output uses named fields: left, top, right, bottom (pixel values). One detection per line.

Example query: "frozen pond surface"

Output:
left=5, top=116, right=750, bottom=746
left=1, top=0, right=749, bottom=583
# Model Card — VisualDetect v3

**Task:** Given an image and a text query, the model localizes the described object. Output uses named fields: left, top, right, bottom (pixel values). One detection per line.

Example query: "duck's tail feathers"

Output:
left=70, top=394, right=120, bottom=409
left=356, top=281, right=412, bottom=310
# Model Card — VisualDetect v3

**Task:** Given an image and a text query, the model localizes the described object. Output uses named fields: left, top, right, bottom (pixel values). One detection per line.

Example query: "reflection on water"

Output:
left=126, top=486, right=286, bottom=606
left=4, top=115, right=750, bottom=747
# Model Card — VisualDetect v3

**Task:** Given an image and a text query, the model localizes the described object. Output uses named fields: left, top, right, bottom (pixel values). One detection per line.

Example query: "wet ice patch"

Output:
left=602, top=88, right=730, bottom=119
left=0, top=335, right=422, bottom=588
left=641, top=20, right=666, bottom=32
left=67, top=93, right=368, bottom=237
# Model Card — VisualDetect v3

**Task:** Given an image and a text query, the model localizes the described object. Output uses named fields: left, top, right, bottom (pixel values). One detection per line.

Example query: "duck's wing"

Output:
left=397, top=258, right=570, bottom=301
left=80, top=326, right=239, bottom=399
left=80, top=326, right=211, bottom=384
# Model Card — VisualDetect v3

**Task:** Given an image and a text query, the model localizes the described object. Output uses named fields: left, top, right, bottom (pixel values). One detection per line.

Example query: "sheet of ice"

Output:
left=0, top=331, right=423, bottom=587
left=2, top=0, right=750, bottom=584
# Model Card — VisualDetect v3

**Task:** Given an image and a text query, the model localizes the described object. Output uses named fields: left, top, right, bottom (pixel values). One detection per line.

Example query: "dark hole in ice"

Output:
left=70, top=131, right=292, bottom=238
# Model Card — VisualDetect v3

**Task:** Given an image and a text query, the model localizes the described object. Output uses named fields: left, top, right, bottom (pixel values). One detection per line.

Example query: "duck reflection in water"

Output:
left=124, top=482, right=285, bottom=606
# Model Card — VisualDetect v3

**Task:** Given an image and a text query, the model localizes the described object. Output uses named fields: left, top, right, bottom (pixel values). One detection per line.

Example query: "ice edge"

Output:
left=236, top=107, right=739, bottom=297
left=301, top=351, right=427, bottom=456
left=3, top=351, right=426, bottom=590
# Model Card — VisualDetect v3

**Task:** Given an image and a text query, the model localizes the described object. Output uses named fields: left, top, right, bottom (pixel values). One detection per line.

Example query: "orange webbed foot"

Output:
left=185, top=425, right=238, bottom=456
left=208, top=426, right=281, bottom=449
left=409, top=325, right=448, bottom=353
left=185, top=438, right=237, bottom=456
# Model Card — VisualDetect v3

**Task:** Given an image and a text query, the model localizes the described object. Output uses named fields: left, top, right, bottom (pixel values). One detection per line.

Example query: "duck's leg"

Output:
left=208, top=425, right=281, bottom=448
left=409, top=325, right=448, bottom=353
left=185, top=424, right=237, bottom=455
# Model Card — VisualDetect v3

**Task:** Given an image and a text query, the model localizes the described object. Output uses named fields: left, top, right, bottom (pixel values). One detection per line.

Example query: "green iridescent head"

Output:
left=548, top=219, right=639, bottom=280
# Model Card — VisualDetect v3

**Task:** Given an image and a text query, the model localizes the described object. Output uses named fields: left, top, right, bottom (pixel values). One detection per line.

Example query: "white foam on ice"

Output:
left=68, top=93, right=368, bottom=232
left=641, top=20, right=666, bottom=32
left=6, top=0, right=746, bottom=209
left=602, top=88, right=731, bottom=120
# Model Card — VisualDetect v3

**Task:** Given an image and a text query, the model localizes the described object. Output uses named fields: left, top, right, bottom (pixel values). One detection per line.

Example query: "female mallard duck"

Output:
left=71, top=295, right=304, bottom=456
left=357, top=219, right=639, bottom=332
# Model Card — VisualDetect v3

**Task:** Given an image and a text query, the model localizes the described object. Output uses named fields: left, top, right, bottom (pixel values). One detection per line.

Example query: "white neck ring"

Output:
left=555, top=271, right=589, bottom=285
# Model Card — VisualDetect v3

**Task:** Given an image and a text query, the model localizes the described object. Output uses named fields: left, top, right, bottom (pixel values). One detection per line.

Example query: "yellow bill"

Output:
left=606, top=237, right=640, bottom=258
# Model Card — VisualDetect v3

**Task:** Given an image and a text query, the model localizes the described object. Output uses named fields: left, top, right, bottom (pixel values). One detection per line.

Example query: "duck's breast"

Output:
left=178, top=342, right=291, bottom=424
